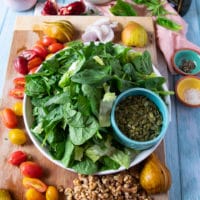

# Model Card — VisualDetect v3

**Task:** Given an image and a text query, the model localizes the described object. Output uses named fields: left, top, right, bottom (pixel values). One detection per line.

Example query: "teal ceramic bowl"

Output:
left=111, top=88, right=169, bottom=150
left=172, top=49, right=200, bottom=75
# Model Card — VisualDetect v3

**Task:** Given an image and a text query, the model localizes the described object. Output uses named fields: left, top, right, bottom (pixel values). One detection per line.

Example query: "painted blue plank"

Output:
left=177, top=0, right=200, bottom=199
left=184, top=0, right=200, bottom=46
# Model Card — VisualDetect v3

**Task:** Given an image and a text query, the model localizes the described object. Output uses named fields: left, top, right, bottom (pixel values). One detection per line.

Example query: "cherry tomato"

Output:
left=25, top=188, right=45, bottom=200
left=48, top=43, right=64, bottom=53
left=29, top=66, right=39, bottom=74
left=14, top=56, right=28, bottom=75
left=41, top=36, right=57, bottom=47
left=45, top=186, right=59, bottom=200
left=32, top=44, right=48, bottom=60
left=8, top=150, right=27, bottom=166
left=20, top=161, right=43, bottom=178
left=22, top=177, right=47, bottom=193
left=45, top=53, right=54, bottom=60
left=0, top=108, right=18, bottom=128
left=27, top=56, right=42, bottom=70
left=13, top=77, right=26, bottom=88
left=12, top=101, right=23, bottom=116
left=8, top=129, right=27, bottom=145
left=9, top=87, right=24, bottom=99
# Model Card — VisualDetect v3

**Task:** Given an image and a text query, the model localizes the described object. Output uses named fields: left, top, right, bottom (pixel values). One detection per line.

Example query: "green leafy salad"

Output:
left=25, top=41, right=170, bottom=174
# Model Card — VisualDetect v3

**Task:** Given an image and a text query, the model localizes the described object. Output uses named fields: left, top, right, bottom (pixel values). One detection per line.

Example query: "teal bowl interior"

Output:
left=111, top=88, right=169, bottom=150
left=173, top=49, right=200, bottom=75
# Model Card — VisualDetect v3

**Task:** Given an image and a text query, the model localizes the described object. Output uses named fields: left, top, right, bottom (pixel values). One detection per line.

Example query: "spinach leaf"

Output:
left=72, top=158, right=98, bottom=175
left=61, top=137, right=74, bottom=167
left=71, top=67, right=112, bottom=85
left=81, top=84, right=102, bottom=118
left=69, top=115, right=99, bottom=145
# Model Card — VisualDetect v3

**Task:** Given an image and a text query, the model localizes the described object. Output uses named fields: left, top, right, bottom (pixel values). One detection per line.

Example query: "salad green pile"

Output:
left=25, top=41, right=170, bottom=174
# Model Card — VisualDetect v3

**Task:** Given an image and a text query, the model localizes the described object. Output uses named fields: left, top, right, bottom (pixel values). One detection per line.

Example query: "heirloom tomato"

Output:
left=48, top=42, right=64, bottom=53
left=22, top=177, right=47, bottom=193
left=27, top=56, right=42, bottom=70
left=8, top=129, right=27, bottom=145
left=41, top=36, right=57, bottom=47
left=12, top=101, right=23, bottom=116
left=8, top=150, right=27, bottom=166
left=32, top=44, right=48, bottom=60
left=20, top=161, right=43, bottom=178
left=46, top=186, right=59, bottom=200
left=25, top=188, right=45, bottom=200
left=0, top=108, right=18, bottom=128
left=13, top=77, right=26, bottom=88
left=9, top=87, right=24, bottom=99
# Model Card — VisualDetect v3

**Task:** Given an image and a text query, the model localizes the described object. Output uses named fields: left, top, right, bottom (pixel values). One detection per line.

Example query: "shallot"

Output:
left=82, top=18, right=119, bottom=43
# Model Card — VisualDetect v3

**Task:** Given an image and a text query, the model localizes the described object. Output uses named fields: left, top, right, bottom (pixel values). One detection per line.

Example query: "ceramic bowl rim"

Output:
left=172, top=48, right=200, bottom=76
left=110, top=88, right=169, bottom=150
left=175, top=75, right=200, bottom=107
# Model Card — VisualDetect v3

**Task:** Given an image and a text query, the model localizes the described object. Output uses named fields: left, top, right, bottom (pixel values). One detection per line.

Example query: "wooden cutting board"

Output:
left=0, top=16, right=168, bottom=199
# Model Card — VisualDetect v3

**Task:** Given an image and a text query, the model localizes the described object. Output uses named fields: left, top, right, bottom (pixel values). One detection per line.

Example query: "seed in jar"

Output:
left=115, top=95, right=162, bottom=141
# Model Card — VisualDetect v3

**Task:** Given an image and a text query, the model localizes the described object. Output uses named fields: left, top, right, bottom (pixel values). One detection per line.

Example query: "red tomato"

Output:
left=48, top=43, right=64, bottom=53
left=8, top=150, right=27, bottom=166
left=28, top=56, right=42, bottom=70
left=29, top=66, right=39, bottom=74
left=20, top=161, right=43, bottom=178
left=32, top=44, right=48, bottom=60
left=0, top=108, right=18, bottom=128
left=22, top=177, right=47, bottom=193
left=41, top=36, right=57, bottom=47
left=9, top=87, right=24, bottom=99
left=13, top=77, right=26, bottom=88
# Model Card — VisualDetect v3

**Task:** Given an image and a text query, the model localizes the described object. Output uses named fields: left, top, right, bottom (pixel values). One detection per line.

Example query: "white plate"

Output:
left=23, top=44, right=171, bottom=175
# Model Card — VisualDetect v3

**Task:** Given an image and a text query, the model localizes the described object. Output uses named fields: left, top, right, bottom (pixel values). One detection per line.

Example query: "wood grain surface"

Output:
left=0, top=16, right=168, bottom=200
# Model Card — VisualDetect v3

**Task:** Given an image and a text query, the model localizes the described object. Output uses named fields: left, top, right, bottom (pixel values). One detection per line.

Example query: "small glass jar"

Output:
left=3, top=0, right=37, bottom=11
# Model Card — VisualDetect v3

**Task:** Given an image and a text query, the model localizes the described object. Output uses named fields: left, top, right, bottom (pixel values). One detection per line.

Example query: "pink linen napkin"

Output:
left=84, top=0, right=200, bottom=74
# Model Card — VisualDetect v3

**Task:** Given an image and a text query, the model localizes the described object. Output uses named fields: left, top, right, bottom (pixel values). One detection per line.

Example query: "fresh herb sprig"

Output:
left=133, top=0, right=182, bottom=31
left=110, top=0, right=182, bottom=31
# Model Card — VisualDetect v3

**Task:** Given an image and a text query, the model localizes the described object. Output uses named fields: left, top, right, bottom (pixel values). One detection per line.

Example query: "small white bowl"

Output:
left=3, top=0, right=37, bottom=11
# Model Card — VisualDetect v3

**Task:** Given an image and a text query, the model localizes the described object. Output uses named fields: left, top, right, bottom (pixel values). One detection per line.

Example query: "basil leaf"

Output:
left=156, top=17, right=182, bottom=31
left=110, top=0, right=137, bottom=16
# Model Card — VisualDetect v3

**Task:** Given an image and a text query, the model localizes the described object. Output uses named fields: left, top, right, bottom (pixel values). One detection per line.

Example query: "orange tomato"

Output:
left=28, top=56, right=43, bottom=70
left=9, top=87, right=25, bottom=99
left=23, top=177, right=47, bottom=193
left=0, top=108, right=18, bottom=128
left=25, top=188, right=45, bottom=200
left=48, top=43, right=64, bottom=53
left=45, top=186, right=59, bottom=200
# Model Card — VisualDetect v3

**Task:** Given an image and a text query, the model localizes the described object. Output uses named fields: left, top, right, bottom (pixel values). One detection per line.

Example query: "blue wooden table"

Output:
left=0, top=1, right=200, bottom=199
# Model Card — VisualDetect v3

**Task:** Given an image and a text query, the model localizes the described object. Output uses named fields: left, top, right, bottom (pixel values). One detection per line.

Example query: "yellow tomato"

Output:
left=8, top=129, right=27, bottom=145
left=25, top=188, right=45, bottom=200
left=12, top=101, right=23, bottom=116
left=45, top=186, right=59, bottom=200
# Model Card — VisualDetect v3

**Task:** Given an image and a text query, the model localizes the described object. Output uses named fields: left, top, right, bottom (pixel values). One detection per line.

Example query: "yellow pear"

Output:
left=139, top=153, right=171, bottom=194
left=121, top=21, right=148, bottom=47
